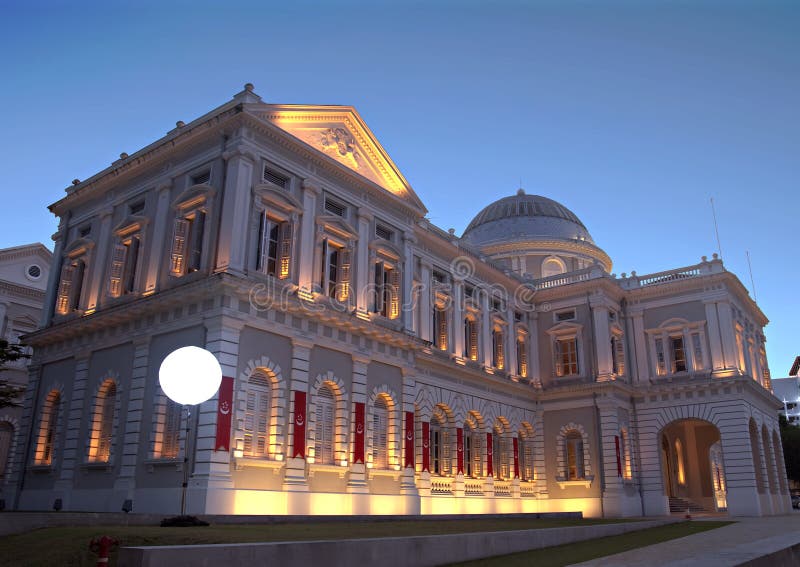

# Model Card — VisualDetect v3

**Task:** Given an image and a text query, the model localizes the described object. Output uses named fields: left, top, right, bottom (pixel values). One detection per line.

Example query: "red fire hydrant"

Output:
left=89, top=535, right=119, bottom=566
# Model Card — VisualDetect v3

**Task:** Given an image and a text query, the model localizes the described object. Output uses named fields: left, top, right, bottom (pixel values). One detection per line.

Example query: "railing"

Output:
left=464, top=481, right=484, bottom=496
left=533, top=266, right=598, bottom=290
left=520, top=482, right=536, bottom=497
left=619, top=256, right=724, bottom=290
left=431, top=477, right=453, bottom=495
left=494, top=481, right=511, bottom=497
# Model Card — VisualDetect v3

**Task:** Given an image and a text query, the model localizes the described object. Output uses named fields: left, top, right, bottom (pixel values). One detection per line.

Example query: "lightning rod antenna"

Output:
left=746, top=250, right=757, bottom=302
left=710, top=197, right=723, bottom=258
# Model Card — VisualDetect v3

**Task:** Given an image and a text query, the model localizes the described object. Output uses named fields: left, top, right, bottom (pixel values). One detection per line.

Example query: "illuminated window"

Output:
left=670, top=337, right=687, bottom=373
left=554, top=337, right=579, bottom=377
left=674, top=438, right=686, bottom=485
left=319, top=238, right=351, bottom=302
left=464, top=422, right=483, bottom=478
left=566, top=431, right=585, bottom=480
left=433, top=304, right=449, bottom=351
left=243, top=373, right=272, bottom=458
left=160, top=398, right=182, bottom=460
left=541, top=256, right=566, bottom=278
left=256, top=211, right=293, bottom=279
left=170, top=207, right=206, bottom=276
left=492, top=328, right=505, bottom=370
left=314, top=385, right=336, bottom=465
left=35, top=390, right=61, bottom=465
left=108, top=234, right=141, bottom=297
left=494, top=430, right=512, bottom=480
left=620, top=428, right=632, bottom=480
left=88, top=380, right=117, bottom=463
left=516, top=333, right=528, bottom=377
left=373, top=261, right=401, bottom=319
left=519, top=431, right=534, bottom=481
left=464, top=317, right=479, bottom=361
left=430, top=409, right=450, bottom=476
left=611, top=335, right=625, bottom=376
left=372, top=396, right=389, bottom=469
left=55, top=257, right=87, bottom=315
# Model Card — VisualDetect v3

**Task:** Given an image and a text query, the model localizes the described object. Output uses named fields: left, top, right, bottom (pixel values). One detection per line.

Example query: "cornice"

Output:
left=479, top=239, right=612, bottom=272
left=0, top=279, right=47, bottom=301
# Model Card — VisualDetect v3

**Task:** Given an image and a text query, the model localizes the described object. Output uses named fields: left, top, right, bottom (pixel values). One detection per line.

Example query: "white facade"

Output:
left=0, top=243, right=51, bottom=507
left=6, top=85, right=789, bottom=517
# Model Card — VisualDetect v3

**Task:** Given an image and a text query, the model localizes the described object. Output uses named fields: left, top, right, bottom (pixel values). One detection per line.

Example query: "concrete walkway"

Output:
left=572, top=514, right=800, bottom=566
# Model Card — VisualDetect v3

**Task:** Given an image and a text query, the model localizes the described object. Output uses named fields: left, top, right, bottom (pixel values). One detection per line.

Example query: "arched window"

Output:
left=464, top=422, right=483, bottom=478
left=519, top=431, right=534, bottom=481
left=620, top=428, right=632, bottom=480
left=674, top=438, right=686, bottom=485
left=161, top=398, right=182, bottom=459
left=36, top=390, right=61, bottom=465
left=749, top=419, right=765, bottom=493
left=541, top=257, right=566, bottom=279
left=314, top=384, right=336, bottom=465
left=493, top=428, right=512, bottom=480
left=0, top=422, right=13, bottom=481
left=89, top=380, right=117, bottom=463
left=566, top=431, right=585, bottom=480
left=244, top=373, right=271, bottom=458
left=430, top=413, right=450, bottom=475
left=372, top=396, right=389, bottom=469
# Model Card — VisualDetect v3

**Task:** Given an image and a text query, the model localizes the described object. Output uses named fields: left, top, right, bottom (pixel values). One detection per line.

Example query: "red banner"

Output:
left=615, top=435, right=622, bottom=477
left=404, top=411, right=415, bottom=469
left=214, top=376, right=234, bottom=451
left=456, top=428, right=464, bottom=475
left=513, top=437, right=520, bottom=478
left=292, top=390, right=306, bottom=458
left=422, top=421, right=430, bottom=472
left=486, top=432, right=493, bottom=477
left=354, top=402, right=365, bottom=464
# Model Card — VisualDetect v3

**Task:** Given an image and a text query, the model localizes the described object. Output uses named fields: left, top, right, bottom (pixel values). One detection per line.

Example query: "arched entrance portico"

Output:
left=660, top=419, right=726, bottom=514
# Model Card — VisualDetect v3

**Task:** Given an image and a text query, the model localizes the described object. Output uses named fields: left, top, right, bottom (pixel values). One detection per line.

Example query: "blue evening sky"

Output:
left=1, top=1, right=797, bottom=374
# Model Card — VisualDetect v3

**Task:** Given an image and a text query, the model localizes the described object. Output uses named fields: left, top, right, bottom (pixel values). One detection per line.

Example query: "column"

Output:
left=591, top=297, right=613, bottom=381
left=480, top=291, right=492, bottom=367
left=529, top=312, right=541, bottom=387
left=717, top=301, right=738, bottom=371
left=189, top=317, right=240, bottom=514
left=505, top=307, right=517, bottom=377
left=452, top=282, right=465, bottom=358
left=721, top=417, right=762, bottom=516
left=355, top=210, right=372, bottom=314
left=54, top=351, right=91, bottom=507
left=348, top=355, right=369, bottom=495
left=282, top=338, right=313, bottom=493
left=0, top=301, right=8, bottom=339
left=402, top=234, right=415, bottom=333
left=597, top=398, right=625, bottom=515
left=631, top=309, right=649, bottom=383
left=85, top=207, right=114, bottom=312
left=215, top=147, right=256, bottom=276
left=144, top=182, right=172, bottom=294
left=704, top=301, right=726, bottom=372
left=41, top=214, right=70, bottom=326
left=114, top=336, right=150, bottom=499
left=532, top=409, right=547, bottom=497
left=297, top=179, right=320, bottom=293
left=682, top=328, right=695, bottom=373
left=419, top=262, right=432, bottom=343
left=400, top=367, right=418, bottom=501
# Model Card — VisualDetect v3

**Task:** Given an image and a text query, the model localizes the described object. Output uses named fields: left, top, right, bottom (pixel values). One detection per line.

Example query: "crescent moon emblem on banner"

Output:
left=457, top=446, right=463, bottom=452
left=296, top=414, right=305, bottom=426
left=406, top=432, right=413, bottom=440
left=220, top=401, right=230, bottom=415
left=356, top=424, right=364, bottom=434
left=423, top=440, right=429, bottom=448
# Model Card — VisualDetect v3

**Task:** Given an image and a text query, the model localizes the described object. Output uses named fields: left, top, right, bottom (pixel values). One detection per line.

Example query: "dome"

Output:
left=461, top=190, right=595, bottom=246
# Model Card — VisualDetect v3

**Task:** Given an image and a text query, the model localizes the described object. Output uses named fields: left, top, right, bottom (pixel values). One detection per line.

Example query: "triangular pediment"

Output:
left=257, top=105, right=426, bottom=215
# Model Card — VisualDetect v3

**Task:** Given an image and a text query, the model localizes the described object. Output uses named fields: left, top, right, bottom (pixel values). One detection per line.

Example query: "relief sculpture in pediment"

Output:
left=320, top=127, right=363, bottom=170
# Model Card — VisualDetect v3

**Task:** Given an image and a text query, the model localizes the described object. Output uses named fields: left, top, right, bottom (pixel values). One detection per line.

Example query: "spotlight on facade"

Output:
left=159, top=346, right=222, bottom=406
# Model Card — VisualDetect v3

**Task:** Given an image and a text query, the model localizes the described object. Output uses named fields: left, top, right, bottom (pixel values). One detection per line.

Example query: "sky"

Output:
left=1, top=0, right=797, bottom=373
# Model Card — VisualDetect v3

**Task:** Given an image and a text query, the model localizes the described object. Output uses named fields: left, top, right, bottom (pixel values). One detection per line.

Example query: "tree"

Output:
left=779, top=414, right=800, bottom=483
left=0, top=338, right=28, bottom=408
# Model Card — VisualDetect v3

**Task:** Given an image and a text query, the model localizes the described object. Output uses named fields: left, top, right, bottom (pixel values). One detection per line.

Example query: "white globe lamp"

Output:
left=159, top=346, right=222, bottom=406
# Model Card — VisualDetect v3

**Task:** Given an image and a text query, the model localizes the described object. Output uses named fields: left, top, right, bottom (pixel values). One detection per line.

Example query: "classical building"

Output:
left=0, top=243, right=51, bottom=506
left=772, top=358, right=800, bottom=425
left=8, top=85, right=789, bottom=517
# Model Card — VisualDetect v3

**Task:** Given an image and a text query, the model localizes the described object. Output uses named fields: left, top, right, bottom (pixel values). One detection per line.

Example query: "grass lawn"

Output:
left=0, top=517, right=628, bottom=567
left=448, top=520, right=734, bottom=567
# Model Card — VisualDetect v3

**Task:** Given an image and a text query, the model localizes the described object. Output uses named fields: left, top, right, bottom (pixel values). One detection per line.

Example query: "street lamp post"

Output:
left=159, top=346, right=222, bottom=516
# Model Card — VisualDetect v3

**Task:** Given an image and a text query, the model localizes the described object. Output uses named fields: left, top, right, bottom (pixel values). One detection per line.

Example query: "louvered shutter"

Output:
left=71, top=260, right=85, bottom=310
left=373, top=399, right=388, bottom=468
left=518, top=338, right=528, bottom=377
left=337, top=246, right=351, bottom=302
left=315, top=387, right=335, bottom=464
left=97, top=383, right=116, bottom=462
left=170, top=218, right=189, bottom=275
left=256, top=210, right=268, bottom=272
left=554, top=339, right=564, bottom=377
left=373, top=262, right=384, bottom=313
left=389, top=267, right=401, bottom=319
left=108, top=244, right=127, bottom=297
left=437, top=308, right=448, bottom=350
left=188, top=211, right=205, bottom=271
left=279, top=221, right=292, bottom=279
left=442, top=428, right=451, bottom=475
left=319, top=238, right=328, bottom=291
left=124, top=237, right=140, bottom=293
left=495, top=331, right=505, bottom=370
left=469, top=320, right=478, bottom=360
left=162, top=399, right=181, bottom=459
left=473, top=432, right=483, bottom=477
left=56, top=264, right=74, bottom=315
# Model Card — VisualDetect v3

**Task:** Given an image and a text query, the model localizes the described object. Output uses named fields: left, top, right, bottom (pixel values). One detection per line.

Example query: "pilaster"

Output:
left=591, top=298, right=613, bottom=381
left=480, top=291, right=492, bottom=367
left=114, top=336, right=151, bottom=495
left=215, top=148, right=256, bottom=276
left=55, top=351, right=92, bottom=502
left=630, top=309, right=649, bottom=383
left=452, top=282, right=464, bottom=358
left=717, top=301, right=738, bottom=372
left=347, top=354, right=369, bottom=493
left=144, top=182, right=172, bottom=294
left=85, top=207, right=113, bottom=312
left=400, top=367, right=418, bottom=496
left=282, top=337, right=313, bottom=492
left=419, top=262, right=432, bottom=343
left=297, top=179, right=320, bottom=294
left=528, top=312, right=541, bottom=388
left=355, top=210, right=372, bottom=314
left=505, top=307, right=517, bottom=377
left=402, top=234, right=415, bottom=333
left=704, top=301, right=726, bottom=372
left=42, top=214, right=70, bottom=326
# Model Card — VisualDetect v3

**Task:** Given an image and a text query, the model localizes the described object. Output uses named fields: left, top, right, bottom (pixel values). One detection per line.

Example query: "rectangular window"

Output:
left=465, top=319, right=478, bottom=361
left=161, top=398, right=181, bottom=459
left=517, top=337, right=528, bottom=377
left=373, top=261, right=401, bottom=319
left=319, top=239, right=351, bottom=301
left=554, top=337, right=579, bottom=377
left=492, top=330, right=505, bottom=370
left=556, top=310, right=576, bottom=322
left=567, top=435, right=584, bottom=480
left=433, top=306, right=448, bottom=351
left=671, top=336, right=687, bottom=373
left=108, top=236, right=141, bottom=297
left=324, top=197, right=346, bottom=217
left=55, top=258, right=86, bottom=314
left=191, top=170, right=211, bottom=186
left=375, top=223, right=393, bottom=241
left=170, top=209, right=205, bottom=276
left=262, top=165, right=289, bottom=188
left=257, top=211, right=292, bottom=279
left=612, top=336, right=625, bottom=375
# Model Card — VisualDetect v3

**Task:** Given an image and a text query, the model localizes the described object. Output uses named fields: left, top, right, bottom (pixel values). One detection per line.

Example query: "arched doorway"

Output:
left=660, top=419, right=726, bottom=513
